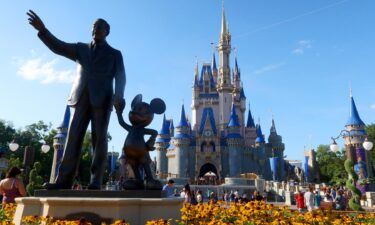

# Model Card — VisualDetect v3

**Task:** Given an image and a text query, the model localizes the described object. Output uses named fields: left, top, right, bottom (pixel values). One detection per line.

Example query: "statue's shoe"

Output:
left=122, top=179, right=144, bottom=190
left=43, top=182, right=71, bottom=190
left=145, top=179, right=163, bottom=190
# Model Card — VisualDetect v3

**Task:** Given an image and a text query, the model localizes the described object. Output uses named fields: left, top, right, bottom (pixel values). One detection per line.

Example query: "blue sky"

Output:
left=1, top=0, right=375, bottom=161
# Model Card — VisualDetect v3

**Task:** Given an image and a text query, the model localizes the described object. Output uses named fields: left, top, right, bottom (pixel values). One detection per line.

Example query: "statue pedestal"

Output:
left=284, top=191, right=294, bottom=206
left=14, top=196, right=184, bottom=225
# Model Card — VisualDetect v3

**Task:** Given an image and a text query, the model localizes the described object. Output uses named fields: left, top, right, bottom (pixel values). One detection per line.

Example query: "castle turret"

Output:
left=51, top=105, right=70, bottom=183
left=217, top=2, right=233, bottom=132
left=173, top=104, right=191, bottom=178
left=245, top=105, right=257, bottom=146
left=227, top=104, right=243, bottom=177
left=267, top=116, right=286, bottom=181
left=155, top=114, right=171, bottom=178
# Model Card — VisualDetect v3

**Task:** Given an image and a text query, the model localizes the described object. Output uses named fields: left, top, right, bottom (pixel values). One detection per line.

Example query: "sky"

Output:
left=1, top=0, right=375, bottom=162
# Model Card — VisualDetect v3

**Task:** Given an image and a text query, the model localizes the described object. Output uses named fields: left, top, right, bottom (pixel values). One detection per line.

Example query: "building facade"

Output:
left=155, top=5, right=286, bottom=182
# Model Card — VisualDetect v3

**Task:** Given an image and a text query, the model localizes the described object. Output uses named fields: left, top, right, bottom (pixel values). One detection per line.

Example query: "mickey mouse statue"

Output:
left=115, top=94, right=165, bottom=190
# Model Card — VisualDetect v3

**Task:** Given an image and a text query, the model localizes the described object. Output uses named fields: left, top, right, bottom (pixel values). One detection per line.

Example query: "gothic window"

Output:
left=200, top=141, right=207, bottom=152
left=210, top=141, right=216, bottom=152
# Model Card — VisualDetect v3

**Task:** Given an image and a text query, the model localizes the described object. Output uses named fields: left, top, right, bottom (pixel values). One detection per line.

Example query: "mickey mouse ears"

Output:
left=150, top=98, right=166, bottom=114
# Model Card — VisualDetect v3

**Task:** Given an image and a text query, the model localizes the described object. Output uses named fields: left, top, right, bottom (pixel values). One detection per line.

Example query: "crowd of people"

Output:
left=162, top=179, right=266, bottom=205
left=295, top=185, right=350, bottom=212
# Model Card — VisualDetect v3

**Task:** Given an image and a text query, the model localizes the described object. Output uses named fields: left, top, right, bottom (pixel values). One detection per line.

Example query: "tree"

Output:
left=365, top=124, right=375, bottom=175
left=315, top=144, right=346, bottom=185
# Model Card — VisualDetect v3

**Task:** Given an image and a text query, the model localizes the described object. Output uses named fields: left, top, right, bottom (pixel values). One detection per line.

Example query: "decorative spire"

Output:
left=255, top=123, right=265, bottom=143
left=194, top=61, right=199, bottom=87
left=212, top=53, right=217, bottom=71
left=270, top=116, right=277, bottom=134
left=346, top=93, right=365, bottom=126
left=234, top=56, right=239, bottom=76
left=159, top=114, right=170, bottom=135
left=240, top=87, right=246, bottom=99
left=221, top=0, right=228, bottom=37
left=177, top=104, right=189, bottom=127
left=58, top=105, right=70, bottom=129
left=228, top=104, right=240, bottom=127
left=246, top=105, right=255, bottom=128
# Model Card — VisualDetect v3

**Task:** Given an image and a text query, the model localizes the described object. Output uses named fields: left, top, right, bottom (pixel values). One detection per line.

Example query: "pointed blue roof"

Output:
left=246, top=108, right=255, bottom=128
left=159, top=114, right=170, bottom=135
left=177, top=104, right=189, bottom=127
left=199, top=107, right=218, bottom=135
left=199, top=64, right=216, bottom=88
left=212, top=53, right=217, bottom=71
left=169, top=119, right=174, bottom=129
left=240, top=87, right=246, bottom=99
left=255, top=124, right=265, bottom=143
left=228, top=104, right=240, bottom=127
left=346, top=96, right=365, bottom=126
left=57, top=105, right=70, bottom=129
left=234, top=57, right=240, bottom=76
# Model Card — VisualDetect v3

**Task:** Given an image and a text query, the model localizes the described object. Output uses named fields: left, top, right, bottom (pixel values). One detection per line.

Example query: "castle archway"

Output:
left=198, top=163, right=218, bottom=177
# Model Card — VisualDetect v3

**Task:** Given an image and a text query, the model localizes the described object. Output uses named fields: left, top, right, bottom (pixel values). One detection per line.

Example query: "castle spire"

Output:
left=255, top=123, right=265, bottom=143
left=228, top=104, right=240, bottom=127
left=159, top=114, right=170, bottom=135
left=246, top=105, right=255, bottom=128
left=212, top=53, right=217, bottom=71
left=177, top=104, right=189, bottom=127
left=346, top=92, right=365, bottom=126
left=57, top=105, right=70, bottom=129
left=194, top=61, right=199, bottom=87
left=234, top=56, right=239, bottom=76
left=221, top=0, right=228, bottom=37
left=270, top=115, right=277, bottom=134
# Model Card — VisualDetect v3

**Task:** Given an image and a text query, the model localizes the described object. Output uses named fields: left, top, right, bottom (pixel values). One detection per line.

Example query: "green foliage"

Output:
left=315, top=144, right=346, bottom=185
left=344, top=159, right=364, bottom=211
left=26, top=162, right=44, bottom=196
left=365, top=123, right=375, bottom=174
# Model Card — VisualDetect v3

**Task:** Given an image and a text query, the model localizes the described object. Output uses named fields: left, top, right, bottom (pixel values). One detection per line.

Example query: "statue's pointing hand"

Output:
left=27, top=10, right=46, bottom=32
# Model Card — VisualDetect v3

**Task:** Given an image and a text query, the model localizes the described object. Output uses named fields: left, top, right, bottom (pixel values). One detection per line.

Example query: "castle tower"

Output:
left=303, top=149, right=319, bottom=183
left=155, top=114, right=171, bottom=178
left=51, top=105, right=70, bottom=183
left=227, top=104, right=243, bottom=177
left=344, top=91, right=372, bottom=178
left=244, top=105, right=257, bottom=147
left=217, top=2, right=234, bottom=132
left=173, top=104, right=191, bottom=178
left=267, top=117, right=286, bottom=181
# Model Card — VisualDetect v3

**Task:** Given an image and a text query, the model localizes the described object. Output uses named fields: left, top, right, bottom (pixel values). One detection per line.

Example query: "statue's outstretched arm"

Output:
left=27, top=10, right=78, bottom=61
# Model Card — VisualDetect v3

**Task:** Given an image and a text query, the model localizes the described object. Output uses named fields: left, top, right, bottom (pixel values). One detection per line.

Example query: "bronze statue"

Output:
left=27, top=10, right=126, bottom=189
left=116, top=94, right=165, bottom=190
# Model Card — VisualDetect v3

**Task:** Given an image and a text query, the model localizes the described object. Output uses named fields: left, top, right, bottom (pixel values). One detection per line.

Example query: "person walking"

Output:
left=0, top=167, right=27, bottom=205
left=183, top=184, right=192, bottom=203
left=295, top=191, right=305, bottom=212
left=314, top=190, right=322, bottom=209
left=304, top=187, right=315, bottom=212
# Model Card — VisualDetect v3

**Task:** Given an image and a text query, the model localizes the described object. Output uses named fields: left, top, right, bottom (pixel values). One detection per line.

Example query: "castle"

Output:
left=155, top=4, right=286, bottom=182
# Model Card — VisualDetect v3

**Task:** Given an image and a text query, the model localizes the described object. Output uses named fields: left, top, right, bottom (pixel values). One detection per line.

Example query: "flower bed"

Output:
left=1, top=201, right=375, bottom=225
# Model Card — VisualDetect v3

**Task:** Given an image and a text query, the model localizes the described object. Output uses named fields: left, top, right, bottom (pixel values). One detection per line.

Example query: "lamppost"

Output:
left=330, top=130, right=373, bottom=211
left=8, top=140, right=50, bottom=183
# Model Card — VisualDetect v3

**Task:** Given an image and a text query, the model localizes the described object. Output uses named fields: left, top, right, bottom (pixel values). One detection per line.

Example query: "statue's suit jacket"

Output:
left=38, top=29, right=126, bottom=109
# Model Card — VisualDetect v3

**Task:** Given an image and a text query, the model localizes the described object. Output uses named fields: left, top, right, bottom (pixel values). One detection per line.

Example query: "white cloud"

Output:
left=370, top=104, right=375, bottom=109
left=293, top=40, right=312, bottom=55
left=16, top=57, right=75, bottom=84
left=254, top=61, right=286, bottom=75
